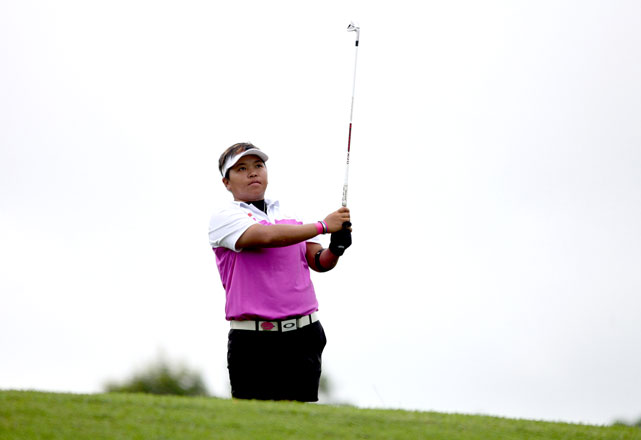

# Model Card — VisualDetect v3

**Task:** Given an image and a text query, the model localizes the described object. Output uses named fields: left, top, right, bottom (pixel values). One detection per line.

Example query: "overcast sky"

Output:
left=2, top=0, right=641, bottom=426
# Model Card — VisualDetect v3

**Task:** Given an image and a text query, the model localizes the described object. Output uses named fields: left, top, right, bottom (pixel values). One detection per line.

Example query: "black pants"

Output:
left=227, top=321, right=327, bottom=402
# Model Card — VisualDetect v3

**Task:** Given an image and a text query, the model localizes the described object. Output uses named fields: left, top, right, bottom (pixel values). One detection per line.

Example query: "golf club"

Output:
left=342, top=21, right=360, bottom=208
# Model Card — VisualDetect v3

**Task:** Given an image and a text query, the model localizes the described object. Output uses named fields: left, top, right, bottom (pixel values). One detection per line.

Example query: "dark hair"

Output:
left=218, top=142, right=261, bottom=179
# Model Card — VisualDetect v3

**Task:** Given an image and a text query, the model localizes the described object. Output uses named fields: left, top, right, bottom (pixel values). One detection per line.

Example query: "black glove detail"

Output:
left=329, top=222, right=352, bottom=256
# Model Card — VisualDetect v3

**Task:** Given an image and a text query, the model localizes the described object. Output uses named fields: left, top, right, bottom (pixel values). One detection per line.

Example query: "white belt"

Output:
left=230, top=312, right=319, bottom=332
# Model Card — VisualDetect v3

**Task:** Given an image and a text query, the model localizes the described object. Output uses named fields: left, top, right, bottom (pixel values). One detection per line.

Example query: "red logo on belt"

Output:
left=261, top=322, right=275, bottom=331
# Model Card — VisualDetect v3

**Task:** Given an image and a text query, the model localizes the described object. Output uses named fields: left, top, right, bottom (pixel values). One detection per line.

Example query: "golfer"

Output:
left=208, top=142, right=352, bottom=402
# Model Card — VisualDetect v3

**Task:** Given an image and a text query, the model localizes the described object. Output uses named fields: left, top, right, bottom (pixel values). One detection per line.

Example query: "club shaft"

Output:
left=342, top=30, right=359, bottom=207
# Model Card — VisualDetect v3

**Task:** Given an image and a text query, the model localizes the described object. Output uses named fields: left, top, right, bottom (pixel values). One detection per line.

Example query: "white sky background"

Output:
left=2, top=0, right=641, bottom=426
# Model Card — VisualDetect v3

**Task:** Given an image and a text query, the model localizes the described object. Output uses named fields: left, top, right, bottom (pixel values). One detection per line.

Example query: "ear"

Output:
left=222, top=177, right=231, bottom=191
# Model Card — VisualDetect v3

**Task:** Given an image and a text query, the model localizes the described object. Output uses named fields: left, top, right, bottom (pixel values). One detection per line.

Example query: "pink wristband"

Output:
left=315, top=222, right=324, bottom=235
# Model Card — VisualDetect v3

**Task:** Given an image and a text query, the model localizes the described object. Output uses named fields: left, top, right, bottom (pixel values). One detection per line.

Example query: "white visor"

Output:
left=221, top=148, right=269, bottom=177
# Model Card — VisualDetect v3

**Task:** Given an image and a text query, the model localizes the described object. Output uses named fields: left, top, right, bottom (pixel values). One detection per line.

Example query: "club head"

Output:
left=347, top=21, right=360, bottom=32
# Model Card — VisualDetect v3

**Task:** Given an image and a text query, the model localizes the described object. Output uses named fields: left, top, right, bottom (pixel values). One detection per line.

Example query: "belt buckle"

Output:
left=281, top=318, right=298, bottom=332
left=259, top=321, right=277, bottom=331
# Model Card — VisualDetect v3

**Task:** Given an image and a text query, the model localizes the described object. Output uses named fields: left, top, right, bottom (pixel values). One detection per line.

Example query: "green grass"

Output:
left=1, top=390, right=639, bottom=439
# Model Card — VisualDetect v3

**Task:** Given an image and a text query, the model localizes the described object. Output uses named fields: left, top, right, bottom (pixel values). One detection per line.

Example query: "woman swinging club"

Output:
left=208, top=142, right=352, bottom=401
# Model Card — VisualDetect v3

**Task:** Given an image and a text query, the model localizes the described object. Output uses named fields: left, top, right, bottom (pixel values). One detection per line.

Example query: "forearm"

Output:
left=236, top=223, right=321, bottom=249
left=316, top=248, right=340, bottom=271
left=305, top=242, right=341, bottom=272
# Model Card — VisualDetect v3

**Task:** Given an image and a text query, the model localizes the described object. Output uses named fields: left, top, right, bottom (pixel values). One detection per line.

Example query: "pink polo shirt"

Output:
left=208, top=199, right=321, bottom=321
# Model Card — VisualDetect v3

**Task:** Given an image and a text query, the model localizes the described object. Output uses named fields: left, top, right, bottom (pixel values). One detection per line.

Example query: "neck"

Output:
left=246, top=199, right=267, bottom=214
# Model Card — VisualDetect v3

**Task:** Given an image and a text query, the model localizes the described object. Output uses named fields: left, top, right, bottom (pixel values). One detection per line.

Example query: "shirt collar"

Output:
left=233, top=198, right=279, bottom=211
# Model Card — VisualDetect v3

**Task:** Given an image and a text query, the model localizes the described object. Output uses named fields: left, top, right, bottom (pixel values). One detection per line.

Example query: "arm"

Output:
left=235, top=207, right=351, bottom=250
left=236, top=223, right=319, bottom=249
left=306, top=242, right=341, bottom=272
left=306, top=221, right=353, bottom=272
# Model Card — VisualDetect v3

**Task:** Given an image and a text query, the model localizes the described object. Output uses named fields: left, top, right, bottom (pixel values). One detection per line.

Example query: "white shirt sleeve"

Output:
left=208, top=204, right=256, bottom=252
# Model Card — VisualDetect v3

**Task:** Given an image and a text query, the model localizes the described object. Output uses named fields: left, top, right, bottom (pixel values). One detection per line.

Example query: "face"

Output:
left=222, top=154, right=268, bottom=202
